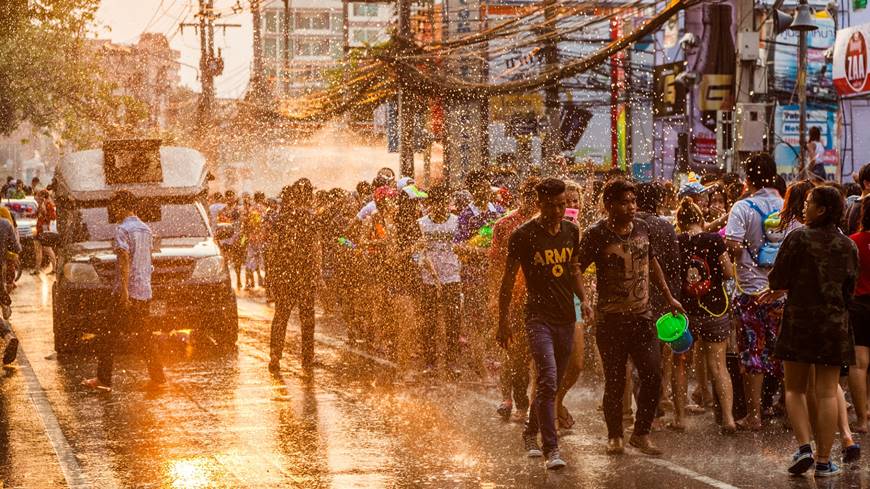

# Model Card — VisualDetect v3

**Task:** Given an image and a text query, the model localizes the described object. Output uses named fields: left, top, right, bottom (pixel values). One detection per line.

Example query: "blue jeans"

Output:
left=524, top=317, right=575, bottom=454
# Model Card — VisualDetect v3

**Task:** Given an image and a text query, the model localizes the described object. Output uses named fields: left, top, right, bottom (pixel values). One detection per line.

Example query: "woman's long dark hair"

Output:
left=779, top=180, right=815, bottom=230
left=808, top=185, right=846, bottom=228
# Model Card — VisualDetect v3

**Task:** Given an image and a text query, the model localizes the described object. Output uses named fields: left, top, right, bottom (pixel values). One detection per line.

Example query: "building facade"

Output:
left=91, top=33, right=182, bottom=130
left=259, top=0, right=390, bottom=97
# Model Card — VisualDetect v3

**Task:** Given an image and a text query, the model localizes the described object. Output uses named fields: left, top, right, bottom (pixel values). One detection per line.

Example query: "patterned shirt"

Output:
left=453, top=202, right=505, bottom=244
left=114, top=215, right=153, bottom=301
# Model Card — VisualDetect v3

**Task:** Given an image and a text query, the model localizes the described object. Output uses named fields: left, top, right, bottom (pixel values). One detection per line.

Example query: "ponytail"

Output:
left=676, top=197, right=704, bottom=231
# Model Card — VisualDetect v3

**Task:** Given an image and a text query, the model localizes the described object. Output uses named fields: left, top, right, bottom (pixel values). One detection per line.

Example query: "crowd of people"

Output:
left=77, top=153, right=870, bottom=475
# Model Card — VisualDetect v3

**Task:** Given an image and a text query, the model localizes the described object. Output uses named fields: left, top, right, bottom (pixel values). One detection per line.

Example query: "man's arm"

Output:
left=117, top=249, right=130, bottom=304
left=725, top=239, right=744, bottom=263
left=570, top=228, right=594, bottom=324
left=651, top=256, right=685, bottom=315
left=496, top=254, right=521, bottom=348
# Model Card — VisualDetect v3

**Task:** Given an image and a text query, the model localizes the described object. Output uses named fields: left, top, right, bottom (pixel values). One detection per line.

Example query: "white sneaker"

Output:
left=546, top=449, right=567, bottom=470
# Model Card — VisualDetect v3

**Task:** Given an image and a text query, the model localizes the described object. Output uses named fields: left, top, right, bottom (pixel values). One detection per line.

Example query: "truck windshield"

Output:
left=68, top=203, right=209, bottom=242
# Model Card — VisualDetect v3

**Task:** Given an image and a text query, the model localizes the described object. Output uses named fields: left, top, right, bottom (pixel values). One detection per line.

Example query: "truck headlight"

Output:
left=191, top=256, right=225, bottom=281
left=62, top=262, right=101, bottom=284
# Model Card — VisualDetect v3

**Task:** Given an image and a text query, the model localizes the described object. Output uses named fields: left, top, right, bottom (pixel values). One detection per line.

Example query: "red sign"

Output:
left=845, top=32, right=868, bottom=91
left=834, top=24, right=870, bottom=96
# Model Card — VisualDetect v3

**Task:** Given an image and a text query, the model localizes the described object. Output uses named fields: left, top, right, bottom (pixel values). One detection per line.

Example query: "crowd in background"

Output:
left=209, top=154, right=870, bottom=475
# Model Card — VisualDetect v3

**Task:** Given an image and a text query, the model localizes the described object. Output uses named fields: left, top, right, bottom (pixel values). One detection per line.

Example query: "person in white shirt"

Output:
left=723, top=153, right=785, bottom=432
left=416, top=184, right=462, bottom=374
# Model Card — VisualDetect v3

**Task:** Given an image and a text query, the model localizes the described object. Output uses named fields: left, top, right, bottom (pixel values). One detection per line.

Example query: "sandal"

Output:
left=665, top=422, right=686, bottom=432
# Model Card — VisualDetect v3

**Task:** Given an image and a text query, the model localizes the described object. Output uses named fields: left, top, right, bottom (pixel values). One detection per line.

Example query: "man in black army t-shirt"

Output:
left=497, top=178, right=593, bottom=470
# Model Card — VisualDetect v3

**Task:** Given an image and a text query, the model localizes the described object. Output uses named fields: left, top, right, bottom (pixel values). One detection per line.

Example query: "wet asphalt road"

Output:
left=1, top=274, right=869, bottom=488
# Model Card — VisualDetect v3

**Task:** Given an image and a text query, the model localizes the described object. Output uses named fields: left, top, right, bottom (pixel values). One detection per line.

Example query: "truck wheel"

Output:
left=202, top=302, right=238, bottom=352
left=52, top=299, right=79, bottom=354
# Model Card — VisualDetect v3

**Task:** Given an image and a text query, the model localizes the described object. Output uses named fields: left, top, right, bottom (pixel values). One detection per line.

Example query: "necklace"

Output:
left=607, top=220, right=633, bottom=241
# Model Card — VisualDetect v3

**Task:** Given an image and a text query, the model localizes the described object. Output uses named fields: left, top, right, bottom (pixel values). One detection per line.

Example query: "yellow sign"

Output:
left=699, top=74, right=734, bottom=111
left=490, top=94, right=544, bottom=120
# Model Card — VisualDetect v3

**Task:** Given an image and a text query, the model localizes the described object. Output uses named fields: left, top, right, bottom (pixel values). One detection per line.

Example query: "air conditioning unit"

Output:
left=735, top=103, right=767, bottom=152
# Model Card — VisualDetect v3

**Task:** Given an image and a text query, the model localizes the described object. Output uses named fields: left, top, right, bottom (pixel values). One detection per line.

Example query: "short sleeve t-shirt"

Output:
left=417, top=215, right=461, bottom=285
left=507, top=219, right=580, bottom=324
left=724, top=188, right=783, bottom=294
left=850, top=231, right=870, bottom=297
left=578, top=218, right=656, bottom=316
left=678, top=232, right=728, bottom=317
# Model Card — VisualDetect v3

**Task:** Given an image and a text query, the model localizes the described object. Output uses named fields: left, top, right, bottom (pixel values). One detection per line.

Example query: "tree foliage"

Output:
left=0, top=0, right=150, bottom=148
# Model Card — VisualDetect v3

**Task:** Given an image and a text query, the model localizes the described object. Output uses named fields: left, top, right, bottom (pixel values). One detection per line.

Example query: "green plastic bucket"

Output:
left=656, top=313, right=689, bottom=343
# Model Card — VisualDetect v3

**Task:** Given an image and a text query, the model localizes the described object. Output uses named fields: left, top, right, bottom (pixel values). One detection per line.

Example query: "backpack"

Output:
left=744, top=199, right=784, bottom=268
left=683, top=253, right=713, bottom=298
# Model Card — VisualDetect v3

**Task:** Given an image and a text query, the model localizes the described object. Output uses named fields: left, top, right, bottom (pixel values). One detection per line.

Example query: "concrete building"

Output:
left=91, top=33, right=182, bottom=130
left=259, top=0, right=390, bottom=96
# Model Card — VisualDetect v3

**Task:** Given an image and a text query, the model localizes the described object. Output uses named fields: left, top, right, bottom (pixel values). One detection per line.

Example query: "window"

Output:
left=295, top=11, right=329, bottom=30
left=265, top=12, right=278, bottom=33
left=72, top=204, right=208, bottom=242
left=352, top=4, right=378, bottom=17
left=264, top=38, right=278, bottom=58
left=351, top=28, right=385, bottom=45
left=330, top=39, right=342, bottom=58
left=294, top=39, right=329, bottom=56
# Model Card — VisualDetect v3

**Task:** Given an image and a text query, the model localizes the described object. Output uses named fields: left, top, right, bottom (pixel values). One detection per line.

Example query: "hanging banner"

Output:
left=773, top=104, right=838, bottom=174
left=653, top=61, right=686, bottom=117
left=833, top=21, right=870, bottom=97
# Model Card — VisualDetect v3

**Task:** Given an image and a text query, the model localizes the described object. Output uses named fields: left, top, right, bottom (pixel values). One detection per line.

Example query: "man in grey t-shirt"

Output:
left=723, top=153, right=785, bottom=431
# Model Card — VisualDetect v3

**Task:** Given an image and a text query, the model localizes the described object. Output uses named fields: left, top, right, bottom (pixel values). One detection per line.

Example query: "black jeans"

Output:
left=96, top=297, right=164, bottom=386
left=419, top=283, right=462, bottom=367
left=524, top=317, right=575, bottom=454
left=595, top=312, right=661, bottom=438
left=270, top=286, right=316, bottom=366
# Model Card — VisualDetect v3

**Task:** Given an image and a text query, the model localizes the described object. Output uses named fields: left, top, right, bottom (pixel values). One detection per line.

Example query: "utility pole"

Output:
left=397, top=0, right=415, bottom=177
left=540, top=0, right=561, bottom=176
left=792, top=0, right=818, bottom=178
left=732, top=0, right=755, bottom=173
left=283, top=0, right=292, bottom=96
left=180, top=0, right=238, bottom=136
left=250, top=0, right=267, bottom=100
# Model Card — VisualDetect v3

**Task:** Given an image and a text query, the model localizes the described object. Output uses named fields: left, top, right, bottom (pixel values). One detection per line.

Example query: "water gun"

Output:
left=337, top=237, right=356, bottom=249
left=467, top=221, right=494, bottom=248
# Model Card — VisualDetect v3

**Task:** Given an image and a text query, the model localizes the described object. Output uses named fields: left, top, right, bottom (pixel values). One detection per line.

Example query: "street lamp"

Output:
left=789, top=0, right=817, bottom=178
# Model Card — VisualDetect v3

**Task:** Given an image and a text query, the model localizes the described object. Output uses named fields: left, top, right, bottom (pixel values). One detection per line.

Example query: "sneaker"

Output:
left=788, top=449, right=814, bottom=475
left=546, top=449, right=567, bottom=470
left=2, top=337, right=17, bottom=365
left=814, top=461, right=841, bottom=477
left=497, top=401, right=512, bottom=420
left=843, top=444, right=861, bottom=464
left=523, top=433, right=543, bottom=458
